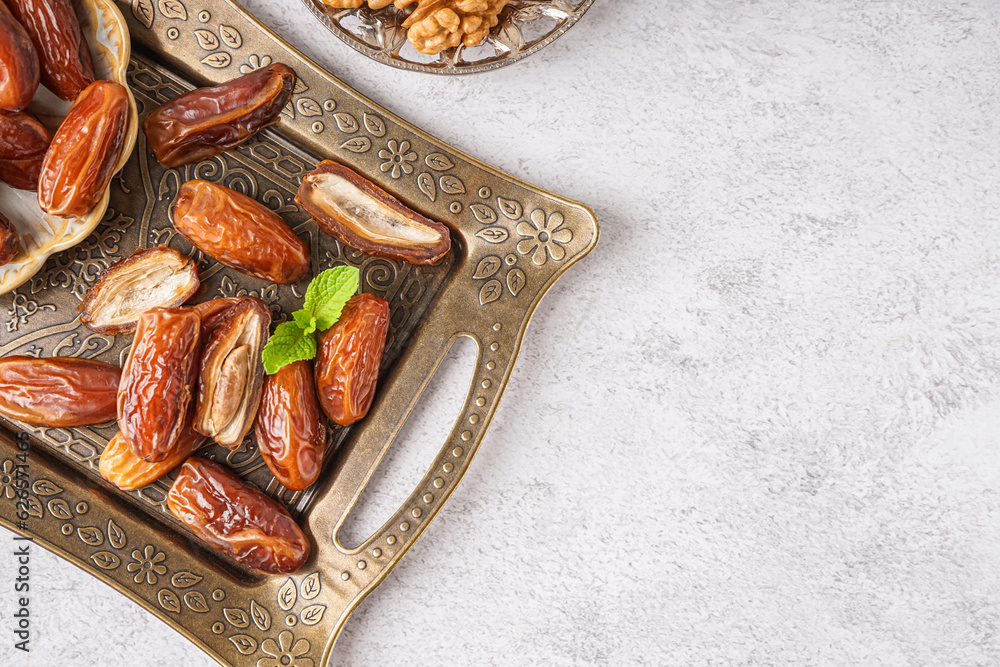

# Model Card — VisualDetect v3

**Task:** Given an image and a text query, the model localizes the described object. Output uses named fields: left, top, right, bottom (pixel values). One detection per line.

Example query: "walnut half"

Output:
left=319, top=0, right=509, bottom=55
left=401, top=0, right=509, bottom=55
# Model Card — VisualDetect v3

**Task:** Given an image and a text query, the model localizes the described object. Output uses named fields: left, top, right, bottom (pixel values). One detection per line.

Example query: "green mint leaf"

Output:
left=302, top=266, right=360, bottom=331
left=261, top=321, right=318, bottom=375
left=292, top=309, right=317, bottom=336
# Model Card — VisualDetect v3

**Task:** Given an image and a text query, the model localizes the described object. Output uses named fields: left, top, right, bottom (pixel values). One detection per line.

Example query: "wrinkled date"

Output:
left=80, top=246, right=200, bottom=334
left=0, top=212, right=20, bottom=265
left=0, top=355, right=120, bottom=427
left=315, top=293, right=390, bottom=426
left=0, top=109, right=51, bottom=190
left=38, top=80, right=130, bottom=217
left=6, top=0, right=95, bottom=101
left=168, top=457, right=310, bottom=574
left=297, top=160, right=451, bottom=265
left=99, top=414, right=206, bottom=491
left=193, top=297, right=270, bottom=449
left=256, top=360, right=327, bottom=490
left=118, top=307, right=202, bottom=463
left=0, top=0, right=39, bottom=112
left=172, top=179, right=310, bottom=284
left=143, top=63, right=295, bottom=168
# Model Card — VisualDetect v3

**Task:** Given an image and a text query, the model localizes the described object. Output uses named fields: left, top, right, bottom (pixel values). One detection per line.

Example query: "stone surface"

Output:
left=4, top=0, right=1000, bottom=664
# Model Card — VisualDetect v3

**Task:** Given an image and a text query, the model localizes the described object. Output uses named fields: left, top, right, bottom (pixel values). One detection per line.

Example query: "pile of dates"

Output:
left=0, top=60, right=453, bottom=573
left=1, top=0, right=131, bottom=263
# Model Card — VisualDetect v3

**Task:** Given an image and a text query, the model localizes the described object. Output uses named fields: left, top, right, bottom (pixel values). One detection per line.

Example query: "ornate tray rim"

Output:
left=300, top=0, right=598, bottom=75
left=0, top=0, right=600, bottom=664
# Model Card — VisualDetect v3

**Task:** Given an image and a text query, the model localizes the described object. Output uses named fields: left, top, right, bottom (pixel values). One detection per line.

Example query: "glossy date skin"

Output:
left=256, top=360, right=327, bottom=490
left=0, top=109, right=51, bottom=190
left=38, top=80, right=130, bottom=217
left=0, top=0, right=39, bottom=112
left=168, top=457, right=310, bottom=574
left=143, top=63, right=295, bottom=168
left=0, top=212, right=20, bottom=265
left=118, top=307, right=202, bottom=463
left=6, top=0, right=95, bottom=101
left=315, top=293, right=390, bottom=426
left=172, top=180, right=310, bottom=284
left=0, top=355, right=120, bottom=427
left=99, top=414, right=206, bottom=491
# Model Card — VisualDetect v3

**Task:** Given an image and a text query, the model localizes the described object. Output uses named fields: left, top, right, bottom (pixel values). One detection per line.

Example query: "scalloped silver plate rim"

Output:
left=300, top=0, right=597, bottom=75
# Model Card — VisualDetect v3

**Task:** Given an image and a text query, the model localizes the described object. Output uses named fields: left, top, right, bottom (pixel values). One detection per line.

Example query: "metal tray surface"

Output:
left=0, top=1, right=598, bottom=665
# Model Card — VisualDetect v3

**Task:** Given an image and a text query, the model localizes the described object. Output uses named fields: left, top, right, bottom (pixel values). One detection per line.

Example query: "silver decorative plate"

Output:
left=301, top=0, right=596, bottom=74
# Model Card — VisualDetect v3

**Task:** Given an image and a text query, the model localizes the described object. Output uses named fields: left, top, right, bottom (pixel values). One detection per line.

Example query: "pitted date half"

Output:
left=193, top=297, right=270, bottom=449
left=118, top=307, right=202, bottom=463
left=143, top=63, right=295, bottom=168
left=0, top=109, right=51, bottom=190
left=6, top=0, right=95, bottom=101
left=0, top=355, right=120, bottom=427
left=38, top=80, right=130, bottom=217
left=315, top=293, right=390, bottom=426
left=172, top=179, right=310, bottom=284
left=168, top=457, right=310, bottom=574
left=80, top=246, right=200, bottom=334
left=99, top=413, right=206, bottom=491
left=256, top=360, right=327, bottom=490
left=0, top=212, right=20, bottom=265
left=0, top=0, right=39, bottom=112
left=297, top=160, right=451, bottom=265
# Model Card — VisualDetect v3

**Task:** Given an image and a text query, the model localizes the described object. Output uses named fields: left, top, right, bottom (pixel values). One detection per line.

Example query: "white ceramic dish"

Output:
left=0, top=0, right=138, bottom=295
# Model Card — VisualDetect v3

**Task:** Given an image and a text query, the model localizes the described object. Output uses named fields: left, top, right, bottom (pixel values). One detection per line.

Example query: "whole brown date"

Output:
left=315, top=293, right=390, bottom=426
left=0, top=0, right=39, bottom=112
left=5, top=0, right=95, bottom=101
left=118, top=307, right=202, bottom=463
left=0, top=212, right=20, bottom=265
left=296, top=160, right=451, bottom=265
left=99, top=413, right=206, bottom=491
left=168, top=457, right=310, bottom=574
left=172, top=180, right=310, bottom=284
left=38, top=80, right=130, bottom=217
left=143, top=64, right=295, bottom=168
left=0, top=109, right=51, bottom=190
left=256, top=360, right=327, bottom=490
left=0, top=355, right=120, bottom=427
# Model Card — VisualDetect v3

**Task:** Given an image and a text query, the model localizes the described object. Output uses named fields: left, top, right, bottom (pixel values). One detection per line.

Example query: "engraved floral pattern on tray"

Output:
left=302, top=0, right=596, bottom=74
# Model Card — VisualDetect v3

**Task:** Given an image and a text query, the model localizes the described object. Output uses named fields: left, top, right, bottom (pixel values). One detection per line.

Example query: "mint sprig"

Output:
left=261, top=266, right=360, bottom=374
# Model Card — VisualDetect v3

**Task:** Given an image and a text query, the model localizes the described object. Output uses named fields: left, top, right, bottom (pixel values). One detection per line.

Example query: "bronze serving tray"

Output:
left=0, top=1, right=598, bottom=664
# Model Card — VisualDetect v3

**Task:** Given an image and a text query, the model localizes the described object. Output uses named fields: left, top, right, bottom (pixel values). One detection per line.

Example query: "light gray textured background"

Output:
left=4, top=0, right=1000, bottom=664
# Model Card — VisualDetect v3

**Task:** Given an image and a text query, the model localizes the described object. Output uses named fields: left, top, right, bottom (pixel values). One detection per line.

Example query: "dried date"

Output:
left=297, top=160, right=451, bottom=265
left=0, top=109, right=51, bottom=190
left=6, top=0, right=95, bottom=101
left=172, top=179, right=310, bottom=284
left=118, top=307, right=202, bottom=463
left=0, top=212, right=20, bottom=265
left=314, top=293, right=390, bottom=426
left=193, top=297, right=270, bottom=449
left=99, top=414, right=206, bottom=491
left=143, top=63, right=295, bottom=168
left=0, top=355, right=120, bottom=427
left=167, top=456, right=310, bottom=574
left=256, top=360, right=327, bottom=490
left=38, top=80, right=130, bottom=217
left=0, top=0, right=39, bottom=112
left=80, top=246, right=200, bottom=334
